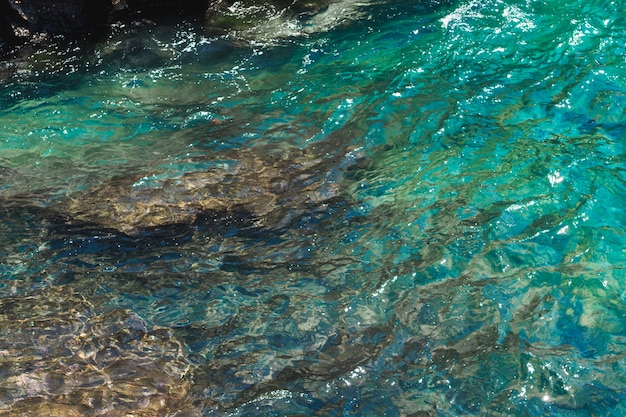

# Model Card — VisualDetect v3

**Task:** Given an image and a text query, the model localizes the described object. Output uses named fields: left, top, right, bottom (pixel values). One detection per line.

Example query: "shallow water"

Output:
left=1, top=0, right=626, bottom=415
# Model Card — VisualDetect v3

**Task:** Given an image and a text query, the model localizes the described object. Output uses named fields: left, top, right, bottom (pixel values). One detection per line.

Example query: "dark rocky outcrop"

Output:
left=1, top=0, right=115, bottom=42
left=0, top=0, right=108, bottom=43
left=0, top=0, right=208, bottom=45
left=0, top=0, right=334, bottom=47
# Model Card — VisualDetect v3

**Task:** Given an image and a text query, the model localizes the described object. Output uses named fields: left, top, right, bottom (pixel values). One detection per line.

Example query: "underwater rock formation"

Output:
left=52, top=143, right=363, bottom=236
left=204, top=0, right=377, bottom=41
left=0, top=286, right=194, bottom=416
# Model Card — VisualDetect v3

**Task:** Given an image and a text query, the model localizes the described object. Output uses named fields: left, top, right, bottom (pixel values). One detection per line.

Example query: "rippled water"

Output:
left=1, top=0, right=626, bottom=415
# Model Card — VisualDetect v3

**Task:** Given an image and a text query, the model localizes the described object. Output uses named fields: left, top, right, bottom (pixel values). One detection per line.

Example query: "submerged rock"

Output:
left=205, top=0, right=331, bottom=32
left=204, top=0, right=377, bottom=42
left=0, top=286, right=193, bottom=416
left=52, top=144, right=363, bottom=236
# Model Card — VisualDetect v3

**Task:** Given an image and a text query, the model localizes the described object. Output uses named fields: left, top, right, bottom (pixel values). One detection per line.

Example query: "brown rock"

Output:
left=55, top=145, right=358, bottom=235
left=0, top=286, right=193, bottom=417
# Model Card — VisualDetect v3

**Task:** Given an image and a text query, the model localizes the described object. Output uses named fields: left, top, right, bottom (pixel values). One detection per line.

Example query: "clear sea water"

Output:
left=1, top=0, right=626, bottom=415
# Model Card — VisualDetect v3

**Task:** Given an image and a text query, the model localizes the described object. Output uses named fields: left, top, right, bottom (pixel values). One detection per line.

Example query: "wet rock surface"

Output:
left=0, top=0, right=205, bottom=43
left=0, top=0, right=336, bottom=46
left=0, top=0, right=111, bottom=41
left=204, top=0, right=378, bottom=42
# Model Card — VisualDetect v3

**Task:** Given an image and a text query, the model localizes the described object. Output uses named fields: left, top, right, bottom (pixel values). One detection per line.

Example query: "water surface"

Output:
left=1, top=0, right=626, bottom=415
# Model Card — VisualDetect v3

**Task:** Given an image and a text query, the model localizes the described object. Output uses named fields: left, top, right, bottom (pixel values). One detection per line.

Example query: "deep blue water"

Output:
left=1, top=0, right=626, bottom=415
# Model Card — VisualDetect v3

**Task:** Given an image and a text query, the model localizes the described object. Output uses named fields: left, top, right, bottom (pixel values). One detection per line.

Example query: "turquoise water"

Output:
left=1, top=0, right=626, bottom=415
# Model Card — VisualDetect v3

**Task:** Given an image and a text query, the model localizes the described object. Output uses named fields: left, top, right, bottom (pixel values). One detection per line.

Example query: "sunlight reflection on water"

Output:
left=1, top=0, right=626, bottom=415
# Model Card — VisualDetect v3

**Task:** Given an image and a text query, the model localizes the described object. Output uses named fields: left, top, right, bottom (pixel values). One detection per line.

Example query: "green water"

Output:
left=1, top=0, right=626, bottom=415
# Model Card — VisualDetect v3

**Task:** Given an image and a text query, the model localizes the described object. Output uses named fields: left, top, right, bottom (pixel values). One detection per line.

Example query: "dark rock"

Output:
left=0, top=0, right=336, bottom=46
left=99, top=35, right=173, bottom=70
left=0, top=0, right=208, bottom=45
left=122, top=0, right=209, bottom=18
left=1, top=0, right=113, bottom=38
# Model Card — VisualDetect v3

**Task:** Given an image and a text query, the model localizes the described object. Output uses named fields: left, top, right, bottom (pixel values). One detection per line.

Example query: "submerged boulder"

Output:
left=205, top=0, right=331, bottom=32
left=53, top=144, right=362, bottom=236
